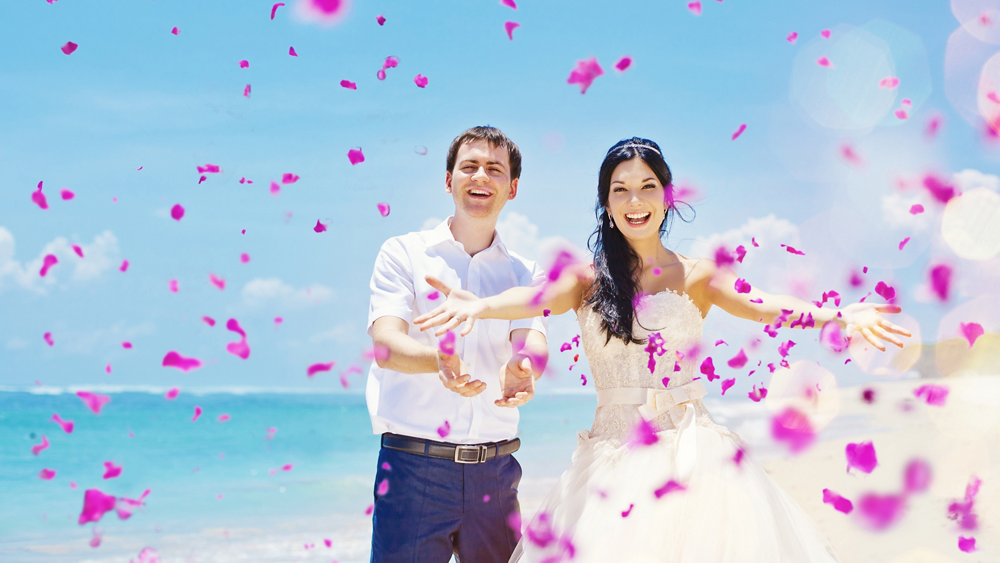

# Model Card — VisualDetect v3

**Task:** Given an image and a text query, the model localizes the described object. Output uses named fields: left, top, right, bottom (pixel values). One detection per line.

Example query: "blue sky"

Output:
left=2, top=0, right=999, bottom=395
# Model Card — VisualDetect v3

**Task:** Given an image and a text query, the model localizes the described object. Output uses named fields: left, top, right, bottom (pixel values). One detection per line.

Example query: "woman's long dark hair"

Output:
left=585, top=137, right=695, bottom=345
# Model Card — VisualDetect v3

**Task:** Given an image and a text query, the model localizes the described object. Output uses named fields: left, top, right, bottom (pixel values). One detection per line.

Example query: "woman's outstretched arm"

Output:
left=413, top=262, right=594, bottom=337
left=699, top=260, right=912, bottom=352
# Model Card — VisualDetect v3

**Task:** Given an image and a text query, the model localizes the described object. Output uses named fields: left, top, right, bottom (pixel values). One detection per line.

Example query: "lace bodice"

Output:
left=578, top=289, right=719, bottom=444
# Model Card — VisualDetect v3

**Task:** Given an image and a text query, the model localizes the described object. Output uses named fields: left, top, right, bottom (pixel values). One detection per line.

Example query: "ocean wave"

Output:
left=0, top=384, right=367, bottom=396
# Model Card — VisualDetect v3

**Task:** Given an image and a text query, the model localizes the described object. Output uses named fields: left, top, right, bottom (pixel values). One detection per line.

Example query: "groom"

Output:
left=366, top=126, right=549, bottom=562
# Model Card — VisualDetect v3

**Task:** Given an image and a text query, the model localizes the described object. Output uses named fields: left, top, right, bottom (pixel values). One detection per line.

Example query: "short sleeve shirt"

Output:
left=365, top=217, right=547, bottom=444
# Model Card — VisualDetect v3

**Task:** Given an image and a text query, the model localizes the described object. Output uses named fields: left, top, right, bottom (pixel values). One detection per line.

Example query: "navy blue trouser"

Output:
left=370, top=442, right=522, bottom=563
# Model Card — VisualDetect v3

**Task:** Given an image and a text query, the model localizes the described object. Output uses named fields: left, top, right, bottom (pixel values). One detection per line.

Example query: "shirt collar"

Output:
left=426, top=216, right=511, bottom=259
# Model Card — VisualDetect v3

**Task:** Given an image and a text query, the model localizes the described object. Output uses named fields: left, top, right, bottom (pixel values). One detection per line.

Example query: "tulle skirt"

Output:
left=510, top=420, right=840, bottom=563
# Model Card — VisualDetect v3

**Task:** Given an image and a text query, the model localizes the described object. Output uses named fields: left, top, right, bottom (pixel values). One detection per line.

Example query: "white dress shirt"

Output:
left=366, top=217, right=547, bottom=444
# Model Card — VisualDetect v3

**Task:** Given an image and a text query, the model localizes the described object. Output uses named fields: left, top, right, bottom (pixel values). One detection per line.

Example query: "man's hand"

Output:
left=495, top=355, right=535, bottom=408
left=413, top=276, right=489, bottom=337
left=437, top=350, right=486, bottom=397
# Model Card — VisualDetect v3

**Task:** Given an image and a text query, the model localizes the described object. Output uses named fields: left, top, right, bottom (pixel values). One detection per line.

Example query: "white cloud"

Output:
left=241, top=278, right=335, bottom=308
left=308, top=323, right=360, bottom=344
left=496, top=211, right=584, bottom=264
left=881, top=191, right=933, bottom=232
left=58, top=321, right=157, bottom=355
left=0, top=227, right=119, bottom=293
left=953, top=169, right=1000, bottom=193
left=5, top=337, right=28, bottom=350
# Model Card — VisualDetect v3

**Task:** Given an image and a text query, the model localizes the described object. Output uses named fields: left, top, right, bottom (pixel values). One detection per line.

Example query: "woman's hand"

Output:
left=412, top=276, right=489, bottom=337
left=839, top=302, right=913, bottom=352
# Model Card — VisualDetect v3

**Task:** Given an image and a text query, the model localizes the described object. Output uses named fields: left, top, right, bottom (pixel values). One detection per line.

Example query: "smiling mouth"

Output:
left=467, top=189, right=492, bottom=199
left=623, top=212, right=652, bottom=227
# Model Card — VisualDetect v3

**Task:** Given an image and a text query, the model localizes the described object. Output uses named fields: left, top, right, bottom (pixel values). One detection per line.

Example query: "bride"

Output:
left=413, top=137, right=912, bottom=562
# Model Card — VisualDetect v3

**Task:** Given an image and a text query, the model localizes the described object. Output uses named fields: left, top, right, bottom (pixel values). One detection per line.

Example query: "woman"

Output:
left=413, top=138, right=912, bottom=562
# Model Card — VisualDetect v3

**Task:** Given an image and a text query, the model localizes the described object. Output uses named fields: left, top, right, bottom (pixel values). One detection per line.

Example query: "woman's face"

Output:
left=605, top=157, right=666, bottom=242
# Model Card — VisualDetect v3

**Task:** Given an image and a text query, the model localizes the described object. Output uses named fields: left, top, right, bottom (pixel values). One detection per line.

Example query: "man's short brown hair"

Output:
left=445, top=126, right=522, bottom=181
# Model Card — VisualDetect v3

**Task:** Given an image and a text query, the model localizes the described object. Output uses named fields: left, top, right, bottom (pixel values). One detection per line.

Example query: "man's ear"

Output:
left=507, top=177, right=518, bottom=200
left=445, top=171, right=453, bottom=194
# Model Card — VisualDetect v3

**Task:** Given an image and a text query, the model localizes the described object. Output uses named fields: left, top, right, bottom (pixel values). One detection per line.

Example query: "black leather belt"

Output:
left=381, top=433, right=520, bottom=464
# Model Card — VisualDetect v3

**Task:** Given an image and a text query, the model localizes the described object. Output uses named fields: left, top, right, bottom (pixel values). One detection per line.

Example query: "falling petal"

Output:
left=209, top=274, right=226, bottom=290
left=377, top=479, right=389, bottom=496
left=654, top=479, right=686, bottom=498
left=61, top=188, right=75, bottom=200
left=504, top=21, right=520, bottom=40
left=39, top=468, right=56, bottom=480
left=218, top=414, right=231, bottom=422
left=903, top=458, right=932, bottom=493
left=856, top=492, right=907, bottom=531
left=625, top=418, right=659, bottom=448
left=71, top=244, right=83, bottom=257
left=243, top=84, right=251, bottom=97
left=61, top=41, right=78, bottom=55
left=168, top=279, right=179, bottom=293
left=376, top=14, right=386, bottom=25
left=119, top=259, right=129, bottom=272
left=439, top=331, right=456, bottom=355
left=748, top=384, right=767, bottom=402
left=820, top=29, right=831, bottom=38
left=845, top=441, right=878, bottom=474
left=165, top=387, right=180, bottom=400
left=31, top=182, right=49, bottom=210
left=162, top=351, right=203, bottom=372
left=340, top=79, right=357, bottom=89
left=376, top=69, right=386, bottom=80
left=76, top=391, right=111, bottom=415
left=700, top=356, right=718, bottom=381
left=239, top=60, right=249, bottom=68
left=567, top=57, right=604, bottom=94
left=913, top=384, right=948, bottom=406
left=874, top=281, right=895, bottom=301
left=687, top=1, right=701, bottom=15
left=240, top=253, right=250, bottom=264
left=32, top=435, right=50, bottom=456
left=170, top=204, right=185, bottom=221
left=197, top=164, right=221, bottom=174
left=281, top=173, right=299, bottom=184
left=78, top=489, right=117, bottom=524
left=720, top=378, right=736, bottom=395
left=909, top=204, right=924, bottom=215
left=102, top=461, right=122, bottom=479
left=170, top=26, right=180, bottom=35
left=879, top=77, right=899, bottom=89
left=501, top=0, right=517, bottom=8
left=414, top=74, right=428, bottom=88
left=820, top=321, right=848, bottom=353
left=771, top=407, right=816, bottom=453
left=192, top=406, right=202, bottom=421
left=44, top=332, right=54, bottom=346
left=731, top=123, right=747, bottom=140
left=959, top=322, right=984, bottom=348
left=786, top=31, right=798, bottom=44
left=817, top=56, right=833, bottom=67
left=822, top=489, right=854, bottom=514
left=958, top=537, right=977, bottom=553
left=898, top=236, right=910, bottom=250
left=436, top=420, right=451, bottom=438
left=727, top=348, right=748, bottom=369
left=894, top=109, right=909, bottom=120
left=377, top=203, right=390, bottom=217
left=52, top=413, right=73, bottom=433
left=614, top=56, right=632, bottom=72
left=348, top=148, right=365, bottom=165
left=270, top=2, right=285, bottom=19
left=313, top=220, right=328, bottom=233
left=307, top=362, right=336, bottom=377
left=289, top=46, right=298, bottom=57
left=929, top=264, right=951, bottom=301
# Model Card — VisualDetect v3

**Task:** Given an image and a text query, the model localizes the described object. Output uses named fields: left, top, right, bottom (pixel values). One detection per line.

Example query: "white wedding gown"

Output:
left=510, top=290, right=840, bottom=562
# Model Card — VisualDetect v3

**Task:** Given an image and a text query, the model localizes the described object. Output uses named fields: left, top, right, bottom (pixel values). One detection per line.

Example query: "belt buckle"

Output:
left=454, top=445, right=488, bottom=464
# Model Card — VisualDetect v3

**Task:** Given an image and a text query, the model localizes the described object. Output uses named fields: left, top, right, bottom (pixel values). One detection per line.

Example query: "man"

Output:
left=366, top=126, right=549, bottom=562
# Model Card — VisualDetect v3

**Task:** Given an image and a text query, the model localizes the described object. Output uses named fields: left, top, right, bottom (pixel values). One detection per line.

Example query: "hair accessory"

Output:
left=620, top=143, right=661, bottom=155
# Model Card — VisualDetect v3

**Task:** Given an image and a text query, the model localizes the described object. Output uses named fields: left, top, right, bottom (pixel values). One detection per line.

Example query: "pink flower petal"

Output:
left=218, top=414, right=231, bottom=422
left=307, top=361, right=336, bottom=377
left=771, top=407, right=815, bottom=453
left=383, top=56, right=398, bottom=70
left=61, top=41, right=78, bottom=55
left=922, top=174, right=957, bottom=204
left=39, top=468, right=56, bottom=480
left=196, top=164, right=220, bottom=174
left=929, top=264, right=951, bottom=301
left=904, top=458, right=932, bottom=494
left=901, top=98, right=911, bottom=108
left=786, top=31, right=798, bottom=44
left=364, top=503, right=374, bottom=515
left=894, top=109, right=909, bottom=120
left=436, top=420, right=451, bottom=438
left=376, top=14, right=386, bottom=25
left=289, top=46, right=298, bottom=57
left=119, top=259, right=129, bottom=272
left=76, top=391, right=111, bottom=415
left=39, top=254, right=58, bottom=277
left=958, top=536, right=977, bottom=553
left=32, top=435, right=50, bottom=456
left=700, top=356, right=718, bottom=381
left=270, top=2, right=285, bottom=20
left=103, top=461, right=122, bottom=479
left=239, top=60, right=249, bottom=68
left=820, top=320, right=848, bottom=353
left=567, top=57, right=604, bottom=94
left=165, top=387, right=180, bottom=400
left=79, top=489, right=117, bottom=524
left=733, top=277, right=751, bottom=293
left=845, top=441, right=878, bottom=474
left=115, top=489, right=150, bottom=520
left=727, top=348, right=748, bottom=369
left=243, top=84, right=251, bottom=97
left=878, top=76, right=899, bottom=89
left=209, top=273, right=226, bottom=290
left=504, top=21, right=520, bottom=40
left=654, top=479, right=686, bottom=498
left=414, top=74, right=428, bottom=88
left=281, top=172, right=299, bottom=184
left=60, top=188, right=75, bottom=200
left=240, top=252, right=250, bottom=264
left=170, top=204, right=185, bottom=221
left=625, top=417, right=659, bottom=448
left=898, top=236, right=910, bottom=250
left=192, top=406, right=202, bottom=421
left=822, top=488, right=854, bottom=514
left=376, top=69, right=386, bottom=80
left=874, top=281, right=895, bottom=301
left=748, top=384, right=767, bottom=402
left=340, top=79, right=357, bottom=89
left=52, top=413, right=74, bottom=433
left=731, top=123, right=747, bottom=140
left=614, top=56, right=632, bottom=72
left=377, top=478, right=389, bottom=496
left=71, top=244, right=83, bottom=257
left=314, top=220, right=328, bottom=233
left=959, top=322, right=985, bottom=348
left=855, top=492, right=907, bottom=531
left=817, top=56, right=832, bottom=67
left=377, top=202, right=390, bottom=217
left=226, top=338, right=250, bottom=360
left=913, top=384, right=948, bottom=406
left=171, top=27, right=180, bottom=35
left=439, top=331, right=456, bottom=355
left=105, top=362, right=112, bottom=374
left=720, top=378, right=736, bottom=395
left=44, top=332, right=54, bottom=346
left=781, top=243, right=805, bottom=255
left=348, top=148, right=365, bottom=165
left=166, top=279, right=178, bottom=293
left=162, top=351, right=203, bottom=372
left=501, top=0, right=517, bottom=8
left=989, top=91, right=1000, bottom=104
left=687, top=1, right=701, bottom=15
left=820, top=29, right=831, bottom=39
left=269, top=180, right=281, bottom=196
left=909, top=203, right=924, bottom=215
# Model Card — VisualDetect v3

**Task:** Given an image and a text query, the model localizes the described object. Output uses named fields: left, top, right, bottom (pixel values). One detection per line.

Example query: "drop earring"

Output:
left=608, top=213, right=615, bottom=229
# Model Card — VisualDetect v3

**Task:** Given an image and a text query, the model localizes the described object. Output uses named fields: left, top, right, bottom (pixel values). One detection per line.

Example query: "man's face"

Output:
left=446, top=140, right=518, bottom=220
